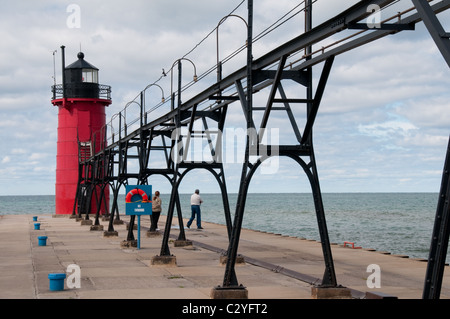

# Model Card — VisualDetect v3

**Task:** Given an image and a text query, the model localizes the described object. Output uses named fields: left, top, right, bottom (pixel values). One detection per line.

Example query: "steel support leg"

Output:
left=308, top=146, right=337, bottom=287
left=423, top=136, right=450, bottom=299
left=220, top=0, right=253, bottom=290
left=222, top=165, right=251, bottom=287
left=107, top=185, right=121, bottom=232
left=412, top=0, right=450, bottom=68
left=72, top=163, right=83, bottom=217
left=93, top=184, right=104, bottom=225
left=159, top=174, right=179, bottom=256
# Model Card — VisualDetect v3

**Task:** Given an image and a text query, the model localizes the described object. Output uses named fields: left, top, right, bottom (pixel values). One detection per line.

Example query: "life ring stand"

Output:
left=125, top=188, right=149, bottom=203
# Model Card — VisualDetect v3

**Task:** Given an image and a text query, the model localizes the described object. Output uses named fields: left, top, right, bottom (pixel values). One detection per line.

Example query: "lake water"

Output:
left=0, top=192, right=446, bottom=262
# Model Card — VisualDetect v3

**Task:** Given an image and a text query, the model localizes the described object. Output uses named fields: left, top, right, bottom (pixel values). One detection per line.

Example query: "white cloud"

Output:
left=0, top=1, right=449, bottom=195
left=358, top=116, right=418, bottom=140
left=1, top=156, right=11, bottom=164
left=29, top=153, right=48, bottom=161
left=11, top=149, right=27, bottom=155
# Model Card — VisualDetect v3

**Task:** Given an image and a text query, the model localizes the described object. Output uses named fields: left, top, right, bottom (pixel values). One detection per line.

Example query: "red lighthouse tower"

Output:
left=51, top=47, right=111, bottom=215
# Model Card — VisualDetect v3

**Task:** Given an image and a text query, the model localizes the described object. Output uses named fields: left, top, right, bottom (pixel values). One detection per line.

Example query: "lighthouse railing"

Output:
left=51, top=83, right=111, bottom=100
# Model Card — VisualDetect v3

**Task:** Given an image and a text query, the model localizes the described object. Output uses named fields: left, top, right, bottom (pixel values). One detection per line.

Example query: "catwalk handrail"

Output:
left=86, top=0, right=449, bottom=161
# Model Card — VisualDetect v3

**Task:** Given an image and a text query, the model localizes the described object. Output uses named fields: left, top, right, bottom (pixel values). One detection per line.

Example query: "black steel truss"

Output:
left=72, top=0, right=450, bottom=298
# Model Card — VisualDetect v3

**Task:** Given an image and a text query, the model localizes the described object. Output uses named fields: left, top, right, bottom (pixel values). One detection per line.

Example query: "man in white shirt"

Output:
left=187, top=189, right=203, bottom=229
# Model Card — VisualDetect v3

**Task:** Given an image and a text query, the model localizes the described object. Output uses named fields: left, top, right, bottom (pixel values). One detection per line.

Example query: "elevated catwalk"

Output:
left=63, top=0, right=450, bottom=298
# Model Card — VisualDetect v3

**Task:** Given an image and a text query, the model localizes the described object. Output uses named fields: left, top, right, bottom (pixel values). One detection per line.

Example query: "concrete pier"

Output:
left=0, top=213, right=449, bottom=300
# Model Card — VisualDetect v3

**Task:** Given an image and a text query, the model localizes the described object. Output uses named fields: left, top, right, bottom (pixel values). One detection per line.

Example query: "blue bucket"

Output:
left=34, top=223, right=40, bottom=230
left=48, top=273, right=66, bottom=291
left=32, top=216, right=38, bottom=221
left=38, top=236, right=48, bottom=246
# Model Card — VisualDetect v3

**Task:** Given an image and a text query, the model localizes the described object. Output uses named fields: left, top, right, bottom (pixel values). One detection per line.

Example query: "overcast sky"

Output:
left=0, top=0, right=449, bottom=196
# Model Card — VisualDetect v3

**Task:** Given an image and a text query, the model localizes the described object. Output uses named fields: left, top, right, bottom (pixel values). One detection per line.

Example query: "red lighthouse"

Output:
left=51, top=47, right=111, bottom=215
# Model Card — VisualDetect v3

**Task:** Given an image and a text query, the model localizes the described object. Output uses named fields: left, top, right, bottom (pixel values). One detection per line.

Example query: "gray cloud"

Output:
left=0, top=1, right=449, bottom=195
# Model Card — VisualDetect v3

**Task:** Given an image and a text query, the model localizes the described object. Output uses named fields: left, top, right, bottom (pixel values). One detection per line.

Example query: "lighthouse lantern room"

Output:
left=51, top=46, right=111, bottom=215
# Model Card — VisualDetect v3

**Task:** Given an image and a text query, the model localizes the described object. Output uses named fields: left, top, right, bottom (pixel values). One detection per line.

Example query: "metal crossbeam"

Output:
left=296, top=0, right=450, bottom=71
left=300, top=55, right=334, bottom=145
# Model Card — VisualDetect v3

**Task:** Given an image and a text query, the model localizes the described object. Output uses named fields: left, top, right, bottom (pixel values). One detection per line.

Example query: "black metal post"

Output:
left=94, top=185, right=104, bottom=226
left=159, top=60, right=184, bottom=256
left=222, top=0, right=253, bottom=289
left=61, top=45, right=66, bottom=99
left=159, top=175, right=178, bottom=256
left=177, top=60, right=182, bottom=111
left=175, top=191, right=186, bottom=241
left=72, top=162, right=83, bottom=217
left=107, top=186, right=121, bottom=232
left=302, top=0, right=337, bottom=288
left=423, top=136, right=450, bottom=299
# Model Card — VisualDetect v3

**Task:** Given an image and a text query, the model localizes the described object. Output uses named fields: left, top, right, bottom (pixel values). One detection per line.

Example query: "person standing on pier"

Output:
left=150, top=191, right=162, bottom=231
left=187, top=189, right=203, bottom=229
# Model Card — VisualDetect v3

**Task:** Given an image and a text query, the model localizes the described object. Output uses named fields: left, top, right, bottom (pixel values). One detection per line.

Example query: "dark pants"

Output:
left=150, top=211, right=161, bottom=231
left=187, top=205, right=201, bottom=228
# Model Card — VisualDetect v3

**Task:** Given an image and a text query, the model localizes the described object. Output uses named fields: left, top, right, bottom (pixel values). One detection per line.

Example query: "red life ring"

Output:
left=125, top=188, right=149, bottom=203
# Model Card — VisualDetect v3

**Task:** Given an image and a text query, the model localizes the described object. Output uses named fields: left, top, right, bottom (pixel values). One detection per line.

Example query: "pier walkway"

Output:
left=1, top=213, right=449, bottom=300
